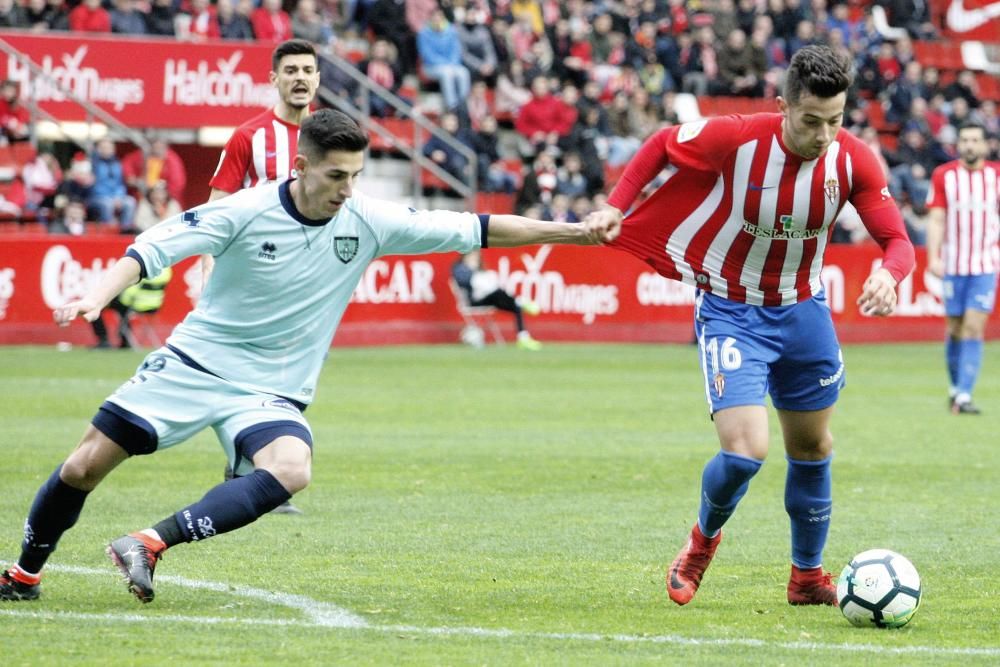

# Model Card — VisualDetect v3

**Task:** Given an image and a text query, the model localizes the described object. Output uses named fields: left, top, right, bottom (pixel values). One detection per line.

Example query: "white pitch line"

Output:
left=1, top=564, right=997, bottom=658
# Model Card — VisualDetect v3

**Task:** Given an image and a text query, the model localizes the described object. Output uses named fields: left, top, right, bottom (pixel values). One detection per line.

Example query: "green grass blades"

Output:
left=0, top=343, right=998, bottom=665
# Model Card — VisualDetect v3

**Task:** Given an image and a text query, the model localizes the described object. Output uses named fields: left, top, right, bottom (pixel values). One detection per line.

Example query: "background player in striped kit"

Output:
left=926, top=121, right=1000, bottom=415
left=207, top=38, right=321, bottom=513
left=585, top=45, right=915, bottom=607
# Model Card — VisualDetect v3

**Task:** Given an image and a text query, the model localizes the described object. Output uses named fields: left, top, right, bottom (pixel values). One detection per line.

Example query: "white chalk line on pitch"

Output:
left=1, top=564, right=998, bottom=658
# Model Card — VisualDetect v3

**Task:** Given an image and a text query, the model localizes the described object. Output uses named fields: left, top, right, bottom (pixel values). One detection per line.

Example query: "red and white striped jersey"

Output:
left=608, top=114, right=913, bottom=306
left=926, top=160, right=1000, bottom=276
left=209, top=109, right=300, bottom=194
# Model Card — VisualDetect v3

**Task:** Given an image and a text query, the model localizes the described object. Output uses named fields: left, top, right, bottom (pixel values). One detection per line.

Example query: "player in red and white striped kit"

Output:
left=207, top=38, right=320, bottom=515
left=926, top=122, right=1000, bottom=415
left=586, top=45, right=915, bottom=607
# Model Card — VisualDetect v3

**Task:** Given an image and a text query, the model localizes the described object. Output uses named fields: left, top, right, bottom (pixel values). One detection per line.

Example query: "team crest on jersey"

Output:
left=335, top=236, right=359, bottom=263
left=677, top=120, right=708, bottom=143
left=824, top=178, right=840, bottom=203
left=713, top=372, right=725, bottom=398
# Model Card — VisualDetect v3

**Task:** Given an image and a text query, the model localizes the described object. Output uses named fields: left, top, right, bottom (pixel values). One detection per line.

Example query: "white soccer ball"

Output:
left=837, top=549, right=921, bottom=628
left=459, top=324, right=485, bottom=348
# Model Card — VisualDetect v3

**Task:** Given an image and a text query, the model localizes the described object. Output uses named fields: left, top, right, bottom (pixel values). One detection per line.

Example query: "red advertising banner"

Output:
left=0, top=32, right=275, bottom=128
left=1, top=234, right=997, bottom=348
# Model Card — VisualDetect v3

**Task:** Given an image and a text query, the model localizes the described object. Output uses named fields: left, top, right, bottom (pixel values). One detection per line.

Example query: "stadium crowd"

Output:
left=1, top=0, right=998, bottom=245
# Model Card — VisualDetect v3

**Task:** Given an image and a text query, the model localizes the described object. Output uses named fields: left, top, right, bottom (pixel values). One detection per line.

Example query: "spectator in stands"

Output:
left=887, top=60, right=924, bottom=125
left=515, top=149, right=559, bottom=213
left=926, top=93, right=950, bottom=137
left=903, top=97, right=933, bottom=138
left=22, top=151, right=62, bottom=224
left=0, top=176, right=24, bottom=219
left=658, top=90, right=680, bottom=125
left=606, top=91, right=644, bottom=167
left=451, top=249, right=542, bottom=351
left=68, top=0, right=110, bottom=32
left=887, top=127, right=935, bottom=210
left=88, top=138, right=136, bottom=231
left=0, top=0, right=29, bottom=28
left=53, top=155, right=93, bottom=232
left=25, top=0, right=60, bottom=31
left=786, top=19, right=818, bottom=60
left=457, top=7, right=498, bottom=85
left=555, top=151, right=589, bottom=199
left=133, top=180, right=182, bottom=233
left=356, top=39, right=407, bottom=118
left=216, top=0, right=254, bottom=40
left=291, top=0, right=333, bottom=48
left=716, top=28, right=767, bottom=97
left=472, top=115, right=517, bottom=194
left=109, top=0, right=146, bottom=35
left=564, top=104, right=608, bottom=194
left=177, top=0, right=220, bottom=42
left=921, top=66, right=944, bottom=100
left=417, top=8, right=471, bottom=112
left=680, top=26, right=718, bottom=97
left=422, top=111, right=474, bottom=184
left=251, top=0, right=292, bottom=43
left=369, top=0, right=414, bottom=73
left=465, top=79, right=491, bottom=131
left=514, top=75, right=577, bottom=158
left=0, top=80, right=29, bottom=144
left=121, top=138, right=187, bottom=207
left=495, top=58, right=532, bottom=120
left=975, top=100, right=999, bottom=138
left=710, top=0, right=739, bottom=41
left=90, top=267, right=172, bottom=350
left=946, top=70, right=981, bottom=111
left=54, top=199, right=87, bottom=236
left=145, top=0, right=177, bottom=36
left=877, top=0, right=936, bottom=40
left=949, top=96, right=974, bottom=128
left=639, top=52, right=670, bottom=97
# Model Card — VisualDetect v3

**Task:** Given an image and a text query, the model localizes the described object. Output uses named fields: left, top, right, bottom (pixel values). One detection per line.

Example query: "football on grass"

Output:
left=836, top=549, right=921, bottom=628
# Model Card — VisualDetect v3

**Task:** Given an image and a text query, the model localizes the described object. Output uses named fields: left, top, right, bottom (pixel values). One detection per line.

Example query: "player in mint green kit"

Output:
left=0, top=109, right=619, bottom=604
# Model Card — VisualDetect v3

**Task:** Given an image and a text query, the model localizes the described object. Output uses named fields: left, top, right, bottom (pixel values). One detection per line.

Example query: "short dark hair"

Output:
left=299, top=109, right=369, bottom=158
left=272, top=39, right=317, bottom=71
left=957, top=121, right=987, bottom=139
left=783, top=45, right=854, bottom=104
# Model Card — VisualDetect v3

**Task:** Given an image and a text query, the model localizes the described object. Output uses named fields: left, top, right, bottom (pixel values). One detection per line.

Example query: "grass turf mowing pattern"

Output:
left=0, top=343, right=998, bottom=665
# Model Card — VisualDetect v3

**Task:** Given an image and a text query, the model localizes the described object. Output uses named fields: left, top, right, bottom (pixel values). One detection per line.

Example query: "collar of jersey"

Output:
left=280, top=179, right=333, bottom=227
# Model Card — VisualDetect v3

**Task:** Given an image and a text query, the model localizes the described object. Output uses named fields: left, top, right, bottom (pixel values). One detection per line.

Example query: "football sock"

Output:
left=150, top=518, right=185, bottom=549
left=946, top=336, right=960, bottom=392
left=956, top=338, right=983, bottom=397
left=785, top=455, right=832, bottom=569
left=697, top=451, right=763, bottom=538
left=18, top=465, right=90, bottom=574
left=172, top=470, right=291, bottom=543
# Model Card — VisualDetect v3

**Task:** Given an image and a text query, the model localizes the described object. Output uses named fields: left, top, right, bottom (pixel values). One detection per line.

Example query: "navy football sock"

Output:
left=173, top=470, right=291, bottom=543
left=956, top=339, right=983, bottom=397
left=785, top=455, right=832, bottom=569
left=697, top=451, right=763, bottom=537
left=18, top=465, right=90, bottom=574
left=946, top=336, right=960, bottom=391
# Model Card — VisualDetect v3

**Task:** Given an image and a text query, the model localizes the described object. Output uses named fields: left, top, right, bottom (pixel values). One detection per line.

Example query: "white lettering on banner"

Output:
left=163, top=53, right=276, bottom=108
left=636, top=272, right=696, bottom=306
left=8, top=48, right=144, bottom=112
left=495, top=246, right=619, bottom=324
left=40, top=246, right=117, bottom=309
left=351, top=260, right=435, bottom=304
left=0, top=267, right=13, bottom=319
left=820, top=265, right=845, bottom=313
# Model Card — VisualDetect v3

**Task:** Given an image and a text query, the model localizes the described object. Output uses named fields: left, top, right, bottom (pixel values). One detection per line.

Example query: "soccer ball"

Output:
left=459, top=324, right=486, bottom=348
left=836, top=549, right=921, bottom=628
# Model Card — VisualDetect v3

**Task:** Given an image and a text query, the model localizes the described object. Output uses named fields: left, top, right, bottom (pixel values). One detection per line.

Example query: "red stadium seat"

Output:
left=369, top=117, right=416, bottom=154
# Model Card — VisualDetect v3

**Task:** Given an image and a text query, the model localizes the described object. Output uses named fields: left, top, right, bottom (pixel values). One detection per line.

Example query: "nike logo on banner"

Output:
left=947, top=0, right=1000, bottom=32
left=748, top=182, right=775, bottom=191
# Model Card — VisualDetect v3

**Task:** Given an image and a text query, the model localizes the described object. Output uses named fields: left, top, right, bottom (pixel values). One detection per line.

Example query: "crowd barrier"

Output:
left=1, top=233, right=992, bottom=347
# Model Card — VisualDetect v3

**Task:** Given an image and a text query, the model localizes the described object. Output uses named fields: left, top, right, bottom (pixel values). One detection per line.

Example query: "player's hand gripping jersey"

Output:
left=608, top=114, right=913, bottom=306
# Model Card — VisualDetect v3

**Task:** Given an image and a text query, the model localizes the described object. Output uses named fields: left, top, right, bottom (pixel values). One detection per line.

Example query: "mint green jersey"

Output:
left=129, top=181, right=482, bottom=404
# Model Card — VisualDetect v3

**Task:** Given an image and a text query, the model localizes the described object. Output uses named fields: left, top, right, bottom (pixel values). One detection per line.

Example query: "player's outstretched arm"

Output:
left=53, top=256, right=142, bottom=326
left=486, top=214, right=620, bottom=247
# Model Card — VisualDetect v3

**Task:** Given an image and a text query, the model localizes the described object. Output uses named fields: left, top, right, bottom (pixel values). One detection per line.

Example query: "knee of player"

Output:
left=265, top=461, right=311, bottom=494
left=59, top=455, right=105, bottom=491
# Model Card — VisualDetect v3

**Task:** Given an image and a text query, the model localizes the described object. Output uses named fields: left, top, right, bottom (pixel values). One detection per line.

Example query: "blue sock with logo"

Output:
left=697, top=451, right=763, bottom=538
left=956, top=339, right=983, bottom=397
left=946, top=336, right=960, bottom=391
left=173, top=470, right=291, bottom=542
left=785, top=456, right=832, bottom=569
left=19, top=465, right=90, bottom=574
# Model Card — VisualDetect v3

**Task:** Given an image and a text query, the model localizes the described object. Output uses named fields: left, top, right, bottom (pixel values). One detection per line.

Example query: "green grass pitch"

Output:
left=0, top=342, right=998, bottom=665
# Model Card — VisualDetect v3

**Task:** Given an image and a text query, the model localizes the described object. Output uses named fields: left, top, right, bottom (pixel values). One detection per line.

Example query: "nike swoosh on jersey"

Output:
left=748, top=182, right=775, bottom=191
left=947, top=0, right=1000, bottom=32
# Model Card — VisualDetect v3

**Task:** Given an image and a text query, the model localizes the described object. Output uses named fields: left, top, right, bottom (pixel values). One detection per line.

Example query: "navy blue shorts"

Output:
left=694, top=290, right=844, bottom=414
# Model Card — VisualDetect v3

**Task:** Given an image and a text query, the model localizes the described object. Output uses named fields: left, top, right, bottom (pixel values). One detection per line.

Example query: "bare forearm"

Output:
left=91, top=256, right=142, bottom=308
left=486, top=215, right=599, bottom=247
left=925, top=208, right=945, bottom=259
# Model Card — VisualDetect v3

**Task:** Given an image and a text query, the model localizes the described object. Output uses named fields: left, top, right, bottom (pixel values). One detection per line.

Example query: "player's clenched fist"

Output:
left=583, top=205, right=623, bottom=244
